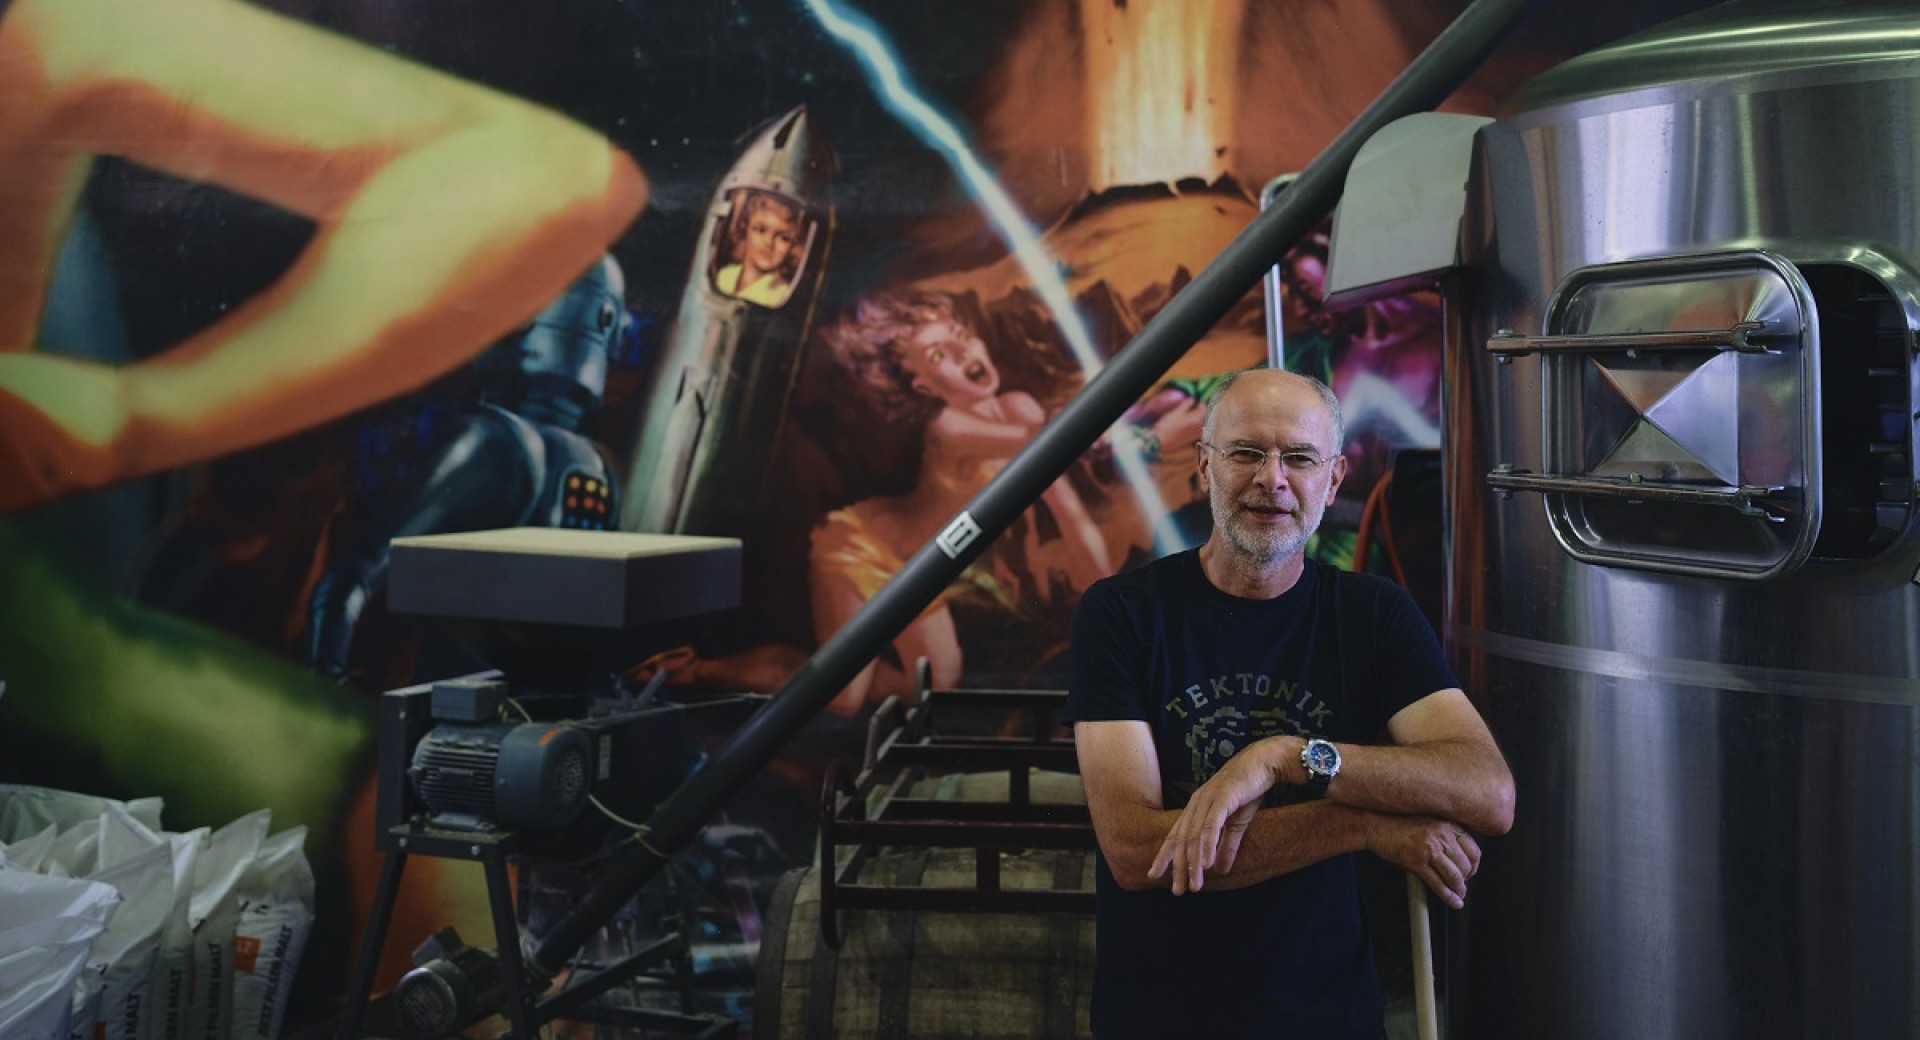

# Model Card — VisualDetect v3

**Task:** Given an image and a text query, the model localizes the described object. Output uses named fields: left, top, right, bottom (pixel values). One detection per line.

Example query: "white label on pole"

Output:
left=937, top=512, right=982, bottom=559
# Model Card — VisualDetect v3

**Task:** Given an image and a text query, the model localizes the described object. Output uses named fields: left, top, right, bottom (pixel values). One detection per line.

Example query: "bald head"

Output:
left=1202, top=369, right=1345, bottom=452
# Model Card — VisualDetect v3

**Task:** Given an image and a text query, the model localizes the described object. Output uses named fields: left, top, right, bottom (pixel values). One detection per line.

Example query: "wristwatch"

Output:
left=1300, top=738, right=1341, bottom=794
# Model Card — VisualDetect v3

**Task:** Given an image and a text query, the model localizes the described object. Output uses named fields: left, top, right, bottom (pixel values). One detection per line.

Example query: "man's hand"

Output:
left=1148, top=736, right=1295, bottom=894
left=1368, top=814, right=1481, bottom=909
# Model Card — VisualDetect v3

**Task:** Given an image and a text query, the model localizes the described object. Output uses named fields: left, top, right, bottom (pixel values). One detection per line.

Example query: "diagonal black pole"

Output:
left=531, top=0, right=1544, bottom=978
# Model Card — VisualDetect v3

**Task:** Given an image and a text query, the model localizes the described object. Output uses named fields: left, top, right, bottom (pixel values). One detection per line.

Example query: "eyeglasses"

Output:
left=1197, top=441, right=1335, bottom=473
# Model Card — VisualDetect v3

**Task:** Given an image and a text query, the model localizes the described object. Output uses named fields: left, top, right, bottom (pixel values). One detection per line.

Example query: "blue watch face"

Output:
left=1305, top=741, right=1337, bottom=772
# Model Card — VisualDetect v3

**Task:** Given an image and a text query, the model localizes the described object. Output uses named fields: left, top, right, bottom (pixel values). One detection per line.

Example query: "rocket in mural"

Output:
left=623, top=106, right=836, bottom=538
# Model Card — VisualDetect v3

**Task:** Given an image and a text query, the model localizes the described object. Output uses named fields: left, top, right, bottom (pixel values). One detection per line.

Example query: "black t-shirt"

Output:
left=1064, top=551, right=1457, bottom=1039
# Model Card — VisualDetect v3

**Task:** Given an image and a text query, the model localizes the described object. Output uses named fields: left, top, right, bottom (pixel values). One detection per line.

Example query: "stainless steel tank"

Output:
left=1444, top=4, right=1920, bottom=1037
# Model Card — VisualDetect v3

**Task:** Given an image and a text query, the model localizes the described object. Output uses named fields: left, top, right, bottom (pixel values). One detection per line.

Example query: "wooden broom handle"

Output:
left=1408, top=871, right=1440, bottom=1040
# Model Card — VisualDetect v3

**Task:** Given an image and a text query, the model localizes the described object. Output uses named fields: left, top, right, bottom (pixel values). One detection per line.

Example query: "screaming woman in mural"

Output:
left=636, top=289, right=1117, bottom=714
left=0, top=0, right=647, bottom=513
left=807, top=289, right=1114, bottom=712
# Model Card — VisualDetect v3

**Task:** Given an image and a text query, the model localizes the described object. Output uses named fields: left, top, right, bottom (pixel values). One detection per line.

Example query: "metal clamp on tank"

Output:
left=1485, top=250, right=1822, bottom=579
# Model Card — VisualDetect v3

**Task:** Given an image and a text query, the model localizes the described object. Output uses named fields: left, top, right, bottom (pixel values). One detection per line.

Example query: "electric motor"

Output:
left=406, top=677, right=593, bottom=830
left=395, top=929, right=502, bottom=1038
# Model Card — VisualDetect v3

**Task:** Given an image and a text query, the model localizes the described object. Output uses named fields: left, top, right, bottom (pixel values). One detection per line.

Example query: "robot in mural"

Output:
left=303, top=255, right=631, bottom=683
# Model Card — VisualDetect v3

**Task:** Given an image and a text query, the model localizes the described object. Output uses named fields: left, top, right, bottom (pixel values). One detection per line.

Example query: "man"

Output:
left=1065, top=367, right=1514, bottom=1038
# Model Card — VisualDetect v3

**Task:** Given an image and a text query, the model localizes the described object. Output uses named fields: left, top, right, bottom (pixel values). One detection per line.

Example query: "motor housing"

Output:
left=407, top=678, right=592, bottom=831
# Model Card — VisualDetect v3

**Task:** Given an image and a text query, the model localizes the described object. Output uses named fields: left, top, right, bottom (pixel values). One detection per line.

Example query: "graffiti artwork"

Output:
left=0, top=0, right=1629, bottom=1033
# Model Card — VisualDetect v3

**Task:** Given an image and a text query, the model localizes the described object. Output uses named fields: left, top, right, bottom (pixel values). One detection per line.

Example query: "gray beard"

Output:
left=1213, top=499, right=1314, bottom=563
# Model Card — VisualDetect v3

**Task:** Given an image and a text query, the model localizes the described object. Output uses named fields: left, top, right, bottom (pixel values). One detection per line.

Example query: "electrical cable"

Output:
left=1353, top=466, right=1410, bottom=587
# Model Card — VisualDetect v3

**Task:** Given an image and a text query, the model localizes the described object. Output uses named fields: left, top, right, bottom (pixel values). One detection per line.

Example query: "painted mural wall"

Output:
left=0, top=0, right=1687, bottom=1032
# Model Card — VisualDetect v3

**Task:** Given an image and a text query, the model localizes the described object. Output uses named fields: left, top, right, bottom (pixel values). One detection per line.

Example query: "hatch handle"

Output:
left=1487, top=320, right=1788, bottom=360
left=1486, top=465, right=1790, bottom=522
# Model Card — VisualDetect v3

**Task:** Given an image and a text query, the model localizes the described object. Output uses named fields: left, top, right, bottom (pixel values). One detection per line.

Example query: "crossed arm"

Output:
left=1074, top=688, right=1514, bottom=906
